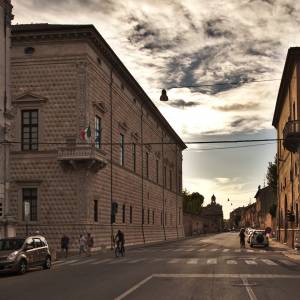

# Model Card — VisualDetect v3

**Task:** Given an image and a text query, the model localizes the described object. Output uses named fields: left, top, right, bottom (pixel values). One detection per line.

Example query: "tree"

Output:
left=182, top=190, right=204, bottom=214
left=266, top=154, right=277, bottom=194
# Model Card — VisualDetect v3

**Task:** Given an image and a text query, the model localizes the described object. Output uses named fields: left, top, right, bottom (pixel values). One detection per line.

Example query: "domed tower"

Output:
left=0, top=0, right=14, bottom=238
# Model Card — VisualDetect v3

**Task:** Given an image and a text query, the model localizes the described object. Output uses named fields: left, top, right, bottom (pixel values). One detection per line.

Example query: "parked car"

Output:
left=249, top=230, right=269, bottom=248
left=0, top=235, right=51, bottom=275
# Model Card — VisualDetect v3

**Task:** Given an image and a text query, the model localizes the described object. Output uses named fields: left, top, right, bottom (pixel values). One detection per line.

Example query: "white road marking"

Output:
left=241, top=276, right=258, bottom=300
left=246, top=249, right=254, bottom=253
left=187, top=259, right=199, bottom=264
left=258, top=250, right=267, bottom=253
left=234, top=249, right=241, bottom=253
left=114, top=275, right=153, bottom=300
left=162, top=249, right=172, bottom=252
left=173, top=248, right=183, bottom=252
left=261, top=259, right=277, bottom=266
left=52, top=260, right=63, bottom=265
left=198, top=248, right=206, bottom=252
left=279, top=260, right=297, bottom=266
left=245, top=260, right=257, bottom=265
left=91, top=258, right=113, bottom=265
left=168, top=258, right=181, bottom=264
left=227, top=260, right=237, bottom=265
left=151, top=258, right=164, bottom=263
left=127, top=258, right=146, bottom=264
left=222, top=249, right=230, bottom=252
left=210, top=248, right=218, bottom=252
left=108, top=259, right=129, bottom=264
left=56, top=259, right=79, bottom=266
left=70, top=258, right=97, bottom=266
left=184, top=248, right=195, bottom=252
left=207, top=258, right=217, bottom=264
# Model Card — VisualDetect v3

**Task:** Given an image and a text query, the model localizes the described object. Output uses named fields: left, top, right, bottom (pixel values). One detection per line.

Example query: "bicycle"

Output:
left=115, top=242, right=125, bottom=257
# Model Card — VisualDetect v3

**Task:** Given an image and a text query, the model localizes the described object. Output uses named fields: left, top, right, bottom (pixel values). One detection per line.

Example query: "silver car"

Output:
left=249, top=230, right=269, bottom=248
left=0, top=235, right=51, bottom=275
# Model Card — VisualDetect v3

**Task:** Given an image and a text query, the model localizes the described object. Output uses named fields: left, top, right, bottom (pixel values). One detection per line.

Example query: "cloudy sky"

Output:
left=12, top=0, right=300, bottom=218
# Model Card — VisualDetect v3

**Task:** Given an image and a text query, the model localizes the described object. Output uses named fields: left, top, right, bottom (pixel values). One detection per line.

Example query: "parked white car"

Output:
left=249, top=230, right=269, bottom=248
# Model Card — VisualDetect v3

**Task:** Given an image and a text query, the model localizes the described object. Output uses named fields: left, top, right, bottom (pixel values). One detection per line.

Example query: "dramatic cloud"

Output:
left=13, top=0, right=298, bottom=216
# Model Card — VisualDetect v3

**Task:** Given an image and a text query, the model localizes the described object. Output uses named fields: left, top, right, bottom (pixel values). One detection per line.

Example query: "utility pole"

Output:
left=0, top=0, right=14, bottom=238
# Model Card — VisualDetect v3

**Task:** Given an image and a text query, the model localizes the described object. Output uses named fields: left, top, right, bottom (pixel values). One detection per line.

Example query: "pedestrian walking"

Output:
left=239, top=228, right=246, bottom=248
left=86, top=233, right=94, bottom=256
left=61, top=234, right=70, bottom=258
left=79, top=234, right=87, bottom=255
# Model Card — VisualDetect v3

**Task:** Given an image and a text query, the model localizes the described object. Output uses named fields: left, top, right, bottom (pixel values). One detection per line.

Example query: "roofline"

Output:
left=12, top=24, right=187, bottom=149
left=272, top=47, right=300, bottom=128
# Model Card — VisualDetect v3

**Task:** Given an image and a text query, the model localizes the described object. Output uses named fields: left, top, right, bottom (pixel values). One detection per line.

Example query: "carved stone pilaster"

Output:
left=77, top=61, right=88, bottom=135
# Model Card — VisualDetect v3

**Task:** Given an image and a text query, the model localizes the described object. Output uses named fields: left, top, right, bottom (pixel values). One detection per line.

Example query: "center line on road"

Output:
left=241, top=276, right=258, bottom=300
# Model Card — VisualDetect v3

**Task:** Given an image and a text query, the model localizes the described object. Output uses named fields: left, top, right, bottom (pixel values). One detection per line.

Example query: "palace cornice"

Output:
left=11, top=24, right=186, bottom=150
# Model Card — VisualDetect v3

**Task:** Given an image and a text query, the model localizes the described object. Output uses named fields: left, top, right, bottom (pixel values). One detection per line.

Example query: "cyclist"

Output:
left=115, top=230, right=125, bottom=255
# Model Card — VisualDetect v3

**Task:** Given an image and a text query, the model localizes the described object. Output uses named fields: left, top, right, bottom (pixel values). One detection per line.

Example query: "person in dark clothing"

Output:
left=115, top=230, right=125, bottom=253
left=61, top=234, right=70, bottom=257
left=239, top=228, right=246, bottom=248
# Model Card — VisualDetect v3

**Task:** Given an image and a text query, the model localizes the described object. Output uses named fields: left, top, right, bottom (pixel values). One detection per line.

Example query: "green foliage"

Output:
left=182, top=189, right=204, bottom=214
left=269, top=203, right=277, bottom=218
left=266, top=155, right=277, bottom=194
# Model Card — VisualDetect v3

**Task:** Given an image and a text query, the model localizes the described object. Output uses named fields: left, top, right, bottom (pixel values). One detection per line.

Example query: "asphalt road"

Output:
left=1, top=232, right=300, bottom=300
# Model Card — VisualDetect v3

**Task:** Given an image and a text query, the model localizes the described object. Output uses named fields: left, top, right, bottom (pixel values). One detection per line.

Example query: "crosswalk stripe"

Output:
left=210, top=249, right=218, bottom=252
left=198, top=248, right=206, bottom=252
left=222, top=249, right=230, bottom=252
left=261, top=259, right=277, bottom=266
left=162, top=249, right=172, bottom=252
left=91, top=258, right=113, bottom=265
left=108, top=259, right=129, bottom=264
left=207, top=258, right=217, bottom=264
left=174, top=248, right=184, bottom=252
left=258, top=250, right=267, bottom=253
left=168, top=258, right=181, bottom=264
left=53, top=260, right=63, bottom=265
left=71, top=258, right=97, bottom=266
left=279, top=260, right=297, bottom=266
left=227, top=260, right=237, bottom=265
left=152, top=258, right=164, bottom=262
left=184, top=248, right=195, bottom=252
left=234, top=249, right=241, bottom=253
left=187, top=259, right=199, bottom=264
left=56, top=259, right=79, bottom=266
left=245, top=260, right=257, bottom=265
left=127, top=258, right=145, bottom=264
left=246, top=249, right=254, bottom=253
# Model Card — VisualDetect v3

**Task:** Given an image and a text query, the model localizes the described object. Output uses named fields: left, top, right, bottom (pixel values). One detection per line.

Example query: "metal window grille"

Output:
left=22, top=188, right=37, bottom=221
left=95, top=116, right=102, bottom=149
left=21, top=110, right=38, bottom=151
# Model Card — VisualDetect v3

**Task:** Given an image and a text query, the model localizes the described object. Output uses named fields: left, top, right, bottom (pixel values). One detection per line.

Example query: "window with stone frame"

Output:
left=156, top=159, right=159, bottom=184
left=130, top=205, right=133, bottom=224
left=0, top=201, right=3, bottom=218
left=152, top=210, right=155, bottom=224
left=21, top=110, right=38, bottom=151
left=164, top=166, right=167, bottom=187
left=132, top=144, right=136, bottom=172
left=147, top=208, right=150, bottom=224
left=169, top=170, right=172, bottom=190
left=122, top=204, right=126, bottom=223
left=146, top=152, right=149, bottom=178
left=142, top=208, right=145, bottom=225
left=161, top=211, right=163, bottom=226
left=22, top=188, right=38, bottom=221
left=95, top=116, right=102, bottom=149
left=120, top=133, right=125, bottom=166
left=94, top=200, right=99, bottom=222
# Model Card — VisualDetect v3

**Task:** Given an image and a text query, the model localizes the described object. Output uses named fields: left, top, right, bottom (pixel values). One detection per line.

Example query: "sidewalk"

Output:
left=269, top=238, right=300, bottom=261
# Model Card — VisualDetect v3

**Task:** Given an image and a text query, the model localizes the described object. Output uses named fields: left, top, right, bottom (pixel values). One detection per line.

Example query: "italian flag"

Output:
left=80, top=126, right=91, bottom=142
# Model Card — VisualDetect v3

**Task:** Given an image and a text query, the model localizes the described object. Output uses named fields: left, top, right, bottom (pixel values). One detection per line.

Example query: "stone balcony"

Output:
left=283, top=120, right=300, bottom=153
left=57, top=145, right=108, bottom=172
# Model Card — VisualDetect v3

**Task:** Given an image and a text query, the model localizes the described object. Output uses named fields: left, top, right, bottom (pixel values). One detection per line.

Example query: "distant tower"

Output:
left=211, top=194, right=216, bottom=204
left=0, top=0, right=14, bottom=238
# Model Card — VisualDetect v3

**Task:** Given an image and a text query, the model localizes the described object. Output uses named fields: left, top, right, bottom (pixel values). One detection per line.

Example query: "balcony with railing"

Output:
left=57, top=145, right=108, bottom=172
left=283, top=120, right=300, bottom=153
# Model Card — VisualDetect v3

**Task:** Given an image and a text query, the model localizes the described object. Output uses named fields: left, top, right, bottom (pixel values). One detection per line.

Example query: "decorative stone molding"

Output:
left=131, top=131, right=139, bottom=142
left=145, top=143, right=152, bottom=152
left=118, top=121, right=128, bottom=132
left=93, top=101, right=107, bottom=114
left=155, top=151, right=161, bottom=159
left=12, top=91, right=48, bottom=105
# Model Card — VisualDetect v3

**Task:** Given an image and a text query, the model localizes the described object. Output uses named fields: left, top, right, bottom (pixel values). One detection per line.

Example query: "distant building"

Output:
left=254, top=186, right=277, bottom=230
left=272, top=47, right=300, bottom=248
left=8, top=23, right=186, bottom=251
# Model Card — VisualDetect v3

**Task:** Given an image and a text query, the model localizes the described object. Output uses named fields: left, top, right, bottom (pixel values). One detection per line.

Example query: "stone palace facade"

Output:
left=8, top=23, right=186, bottom=252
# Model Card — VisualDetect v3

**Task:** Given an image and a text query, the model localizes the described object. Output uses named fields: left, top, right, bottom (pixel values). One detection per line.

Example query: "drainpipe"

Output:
left=110, top=67, right=113, bottom=249
left=175, top=145, right=178, bottom=239
left=141, top=103, right=145, bottom=244
left=162, top=130, right=166, bottom=240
